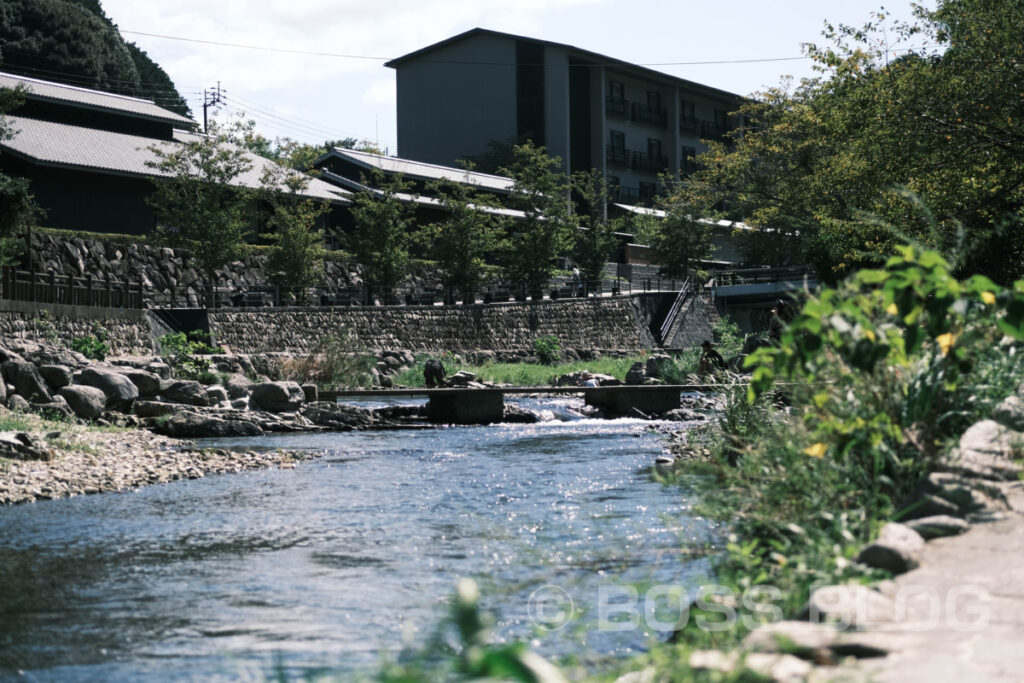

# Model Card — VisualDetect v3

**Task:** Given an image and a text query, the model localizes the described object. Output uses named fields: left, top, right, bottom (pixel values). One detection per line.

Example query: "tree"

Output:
left=570, top=168, right=622, bottom=287
left=347, top=171, right=415, bottom=301
left=670, top=0, right=1024, bottom=284
left=259, top=163, right=329, bottom=303
left=0, top=0, right=190, bottom=116
left=499, top=142, right=573, bottom=297
left=0, top=84, right=40, bottom=264
left=650, top=206, right=713, bottom=280
left=423, top=169, right=504, bottom=302
left=146, top=124, right=253, bottom=304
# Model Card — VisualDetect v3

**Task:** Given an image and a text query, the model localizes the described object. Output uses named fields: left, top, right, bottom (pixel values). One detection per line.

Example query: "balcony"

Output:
left=700, top=120, right=730, bottom=140
left=613, top=185, right=640, bottom=204
left=679, top=115, right=698, bottom=134
left=630, top=102, right=667, bottom=128
left=606, top=145, right=630, bottom=166
left=631, top=150, right=668, bottom=173
left=605, top=97, right=629, bottom=118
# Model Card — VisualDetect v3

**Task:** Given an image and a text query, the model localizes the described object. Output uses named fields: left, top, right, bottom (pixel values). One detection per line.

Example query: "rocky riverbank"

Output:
left=0, top=411, right=308, bottom=505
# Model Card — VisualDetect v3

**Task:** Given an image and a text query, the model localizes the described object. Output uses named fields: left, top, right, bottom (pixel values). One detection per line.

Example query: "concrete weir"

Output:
left=321, top=386, right=710, bottom=425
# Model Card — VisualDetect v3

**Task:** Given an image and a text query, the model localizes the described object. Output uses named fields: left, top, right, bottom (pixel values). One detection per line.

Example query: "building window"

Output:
left=606, top=80, right=627, bottom=117
left=639, top=181, right=658, bottom=203
left=647, top=91, right=661, bottom=109
left=680, top=99, right=697, bottom=133
left=606, top=130, right=628, bottom=165
left=714, top=108, right=729, bottom=129
left=681, top=146, right=697, bottom=176
left=647, top=138, right=662, bottom=157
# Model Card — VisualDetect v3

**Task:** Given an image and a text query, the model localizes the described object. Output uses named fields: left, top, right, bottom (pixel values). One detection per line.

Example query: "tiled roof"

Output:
left=319, top=147, right=515, bottom=193
left=1, top=116, right=348, bottom=203
left=0, top=71, right=194, bottom=126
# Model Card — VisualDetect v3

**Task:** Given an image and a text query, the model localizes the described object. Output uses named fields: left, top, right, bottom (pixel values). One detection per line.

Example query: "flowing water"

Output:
left=0, top=397, right=717, bottom=681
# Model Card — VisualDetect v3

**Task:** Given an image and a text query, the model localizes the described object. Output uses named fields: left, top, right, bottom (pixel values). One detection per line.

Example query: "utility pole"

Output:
left=202, top=82, right=224, bottom=134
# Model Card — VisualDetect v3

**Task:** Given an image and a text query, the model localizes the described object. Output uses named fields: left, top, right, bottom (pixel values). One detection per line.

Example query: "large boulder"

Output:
left=206, top=385, right=229, bottom=405
left=0, top=431, right=54, bottom=461
left=224, top=374, right=251, bottom=399
left=906, top=515, right=970, bottom=540
left=645, top=354, right=674, bottom=380
left=854, top=522, right=925, bottom=574
left=250, top=381, right=305, bottom=412
left=113, top=368, right=162, bottom=397
left=301, top=401, right=374, bottom=430
left=38, top=364, right=73, bottom=390
left=31, top=397, right=75, bottom=421
left=76, top=366, right=139, bottom=412
left=2, top=361, right=52, bottom=403
left=150, top=410, right=263, bottom=437
left=943, top=419, right=1024, bottom=480
left=160, top=380, right=210, bottom=407
left=58, top=385, right=108, bottom=419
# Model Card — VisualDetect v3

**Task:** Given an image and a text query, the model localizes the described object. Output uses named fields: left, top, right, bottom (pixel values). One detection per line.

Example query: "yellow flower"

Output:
left=936, top=332, right=956, bottom=355
left=804, top=442, right=827, bottom=458
left=886, top=303, right=899, bottom=316
left=981, top=291, right=996, bottom=305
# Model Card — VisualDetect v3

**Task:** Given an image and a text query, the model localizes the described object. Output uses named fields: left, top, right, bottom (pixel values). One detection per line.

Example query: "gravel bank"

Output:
left=0, top=412, right=305, bottom=505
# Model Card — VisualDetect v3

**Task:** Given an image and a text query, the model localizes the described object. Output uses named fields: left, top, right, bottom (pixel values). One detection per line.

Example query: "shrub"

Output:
left=531, top=335, right=561, bottom=365
left=71, top=322, right=110, bottom=360
left=158, top=330, right=224, bottom=379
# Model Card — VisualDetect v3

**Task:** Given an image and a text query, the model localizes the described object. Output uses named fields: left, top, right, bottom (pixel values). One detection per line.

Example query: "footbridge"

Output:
left=320, top=384, right=726, bottom=425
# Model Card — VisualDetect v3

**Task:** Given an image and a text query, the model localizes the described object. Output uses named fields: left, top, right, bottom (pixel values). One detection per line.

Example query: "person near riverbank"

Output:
left=424, top=359, right=446, bottom=387
left=578, top=371, right=599, bottom=387
left=698, top=340, right=726, bottom=377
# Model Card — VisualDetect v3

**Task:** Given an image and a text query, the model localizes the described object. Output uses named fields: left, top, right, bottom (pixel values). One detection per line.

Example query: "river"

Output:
left=0, top=397, right=717, bottom=680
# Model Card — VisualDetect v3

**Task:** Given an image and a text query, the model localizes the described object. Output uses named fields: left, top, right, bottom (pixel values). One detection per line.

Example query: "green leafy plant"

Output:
left=531, top=335, right=562, bottom=365
left=280, top=330, right=376, bottom=389
left=71, top=322, right=110, bottom=360
left=158, top=330, right=224, bottom=380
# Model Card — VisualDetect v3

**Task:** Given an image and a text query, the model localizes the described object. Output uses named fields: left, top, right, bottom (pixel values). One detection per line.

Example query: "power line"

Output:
left=118, top=27, right=824, bottom=67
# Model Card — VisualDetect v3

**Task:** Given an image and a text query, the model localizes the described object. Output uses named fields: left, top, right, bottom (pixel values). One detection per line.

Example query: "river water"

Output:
left=0, top=397, right=717, bottom=681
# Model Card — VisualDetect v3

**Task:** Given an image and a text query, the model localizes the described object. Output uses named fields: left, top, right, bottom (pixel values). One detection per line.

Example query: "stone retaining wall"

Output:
left=0, top=301, right=154, bottom=354
left=209, top=298, right=656, bottom=354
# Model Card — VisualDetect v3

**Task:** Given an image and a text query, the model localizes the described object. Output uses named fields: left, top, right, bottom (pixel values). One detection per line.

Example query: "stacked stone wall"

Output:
left=209, top=298, right=655, bottom=355
left=0, top=302, right=154, bottom=354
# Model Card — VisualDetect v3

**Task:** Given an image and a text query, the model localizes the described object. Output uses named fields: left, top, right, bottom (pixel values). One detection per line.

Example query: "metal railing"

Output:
left=1, top=267, right=144, bottom=309
left=605, top=97, right=629, bottom=117
left=659, top=278, right=691, bottom=344
left=632, top=151, right=668, bottom=172
left=713, top=265, right=816, bottom=287
left=631, top=102, right=668, bottom=128
left=606, top=145, right=630, bottom=166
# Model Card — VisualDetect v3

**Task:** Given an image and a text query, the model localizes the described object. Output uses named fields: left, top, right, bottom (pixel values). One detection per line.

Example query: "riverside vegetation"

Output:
left=359, top=246, right=1024, bottom=682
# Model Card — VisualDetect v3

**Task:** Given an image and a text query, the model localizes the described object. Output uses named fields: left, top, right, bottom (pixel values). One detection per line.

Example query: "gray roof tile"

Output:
left=0, top=71, right=194, bottom=126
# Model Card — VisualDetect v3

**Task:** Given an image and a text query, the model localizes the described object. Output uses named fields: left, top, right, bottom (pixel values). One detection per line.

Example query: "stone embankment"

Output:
left=27, top=231, right=441, bottom=308
left=208, top=298, right=655, bottom=355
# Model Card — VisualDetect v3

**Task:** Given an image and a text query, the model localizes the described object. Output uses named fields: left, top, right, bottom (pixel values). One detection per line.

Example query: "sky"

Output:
left=100, top=0, right=934, bottom=156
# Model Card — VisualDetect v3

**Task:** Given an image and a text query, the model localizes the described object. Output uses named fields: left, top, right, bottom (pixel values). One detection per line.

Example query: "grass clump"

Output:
left=281, top=331, right=377, bottom=389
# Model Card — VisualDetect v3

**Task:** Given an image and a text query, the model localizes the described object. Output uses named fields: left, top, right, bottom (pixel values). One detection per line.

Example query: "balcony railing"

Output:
left=613, top=185, right=640, bottom=204
left=632, top=150, right=668, bottom=173
left=679, top=115, right=698, bottom=134
left=631, top=102, right=667, bottom=128
left=605, top=97, right=629, bottom=118
left=606, top=145, right=630, bottom=166
left=700, top=120, right=730, bottom=140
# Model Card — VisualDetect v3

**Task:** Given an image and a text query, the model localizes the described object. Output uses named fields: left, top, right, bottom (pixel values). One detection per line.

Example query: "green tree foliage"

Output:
left=0, top=84, right=39, bottom=264
left=423, top=169, right=504, bottom=302
left=146, top=124, right=253, bottom=304
left=569, top=168, right=621, bottom=285
left=259, top=163, right=329, bottom=300
left=347, top=171, right=415, bottom=299
left=499, top=142, right=573, bottom=296
left=650, top=205, right=713, bottom=280
left=673, top=0, right=1024, bottom=284
left=0, top=0, right=190, bottom=116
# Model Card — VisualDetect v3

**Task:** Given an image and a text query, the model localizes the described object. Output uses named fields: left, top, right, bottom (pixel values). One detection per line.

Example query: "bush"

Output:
left=531, top=335, right=561, bottom=365
left=158, top=330, right=224, bottom=379
left=71, top=322, right=110, bottom=360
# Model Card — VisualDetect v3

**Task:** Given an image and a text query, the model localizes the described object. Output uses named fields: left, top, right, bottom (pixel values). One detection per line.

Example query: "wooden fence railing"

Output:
left=0, top=267, right=144, bottom=309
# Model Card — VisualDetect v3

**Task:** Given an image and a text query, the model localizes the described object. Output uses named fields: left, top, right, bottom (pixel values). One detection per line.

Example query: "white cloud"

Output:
left=361, top=79, right=395, bottom=107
